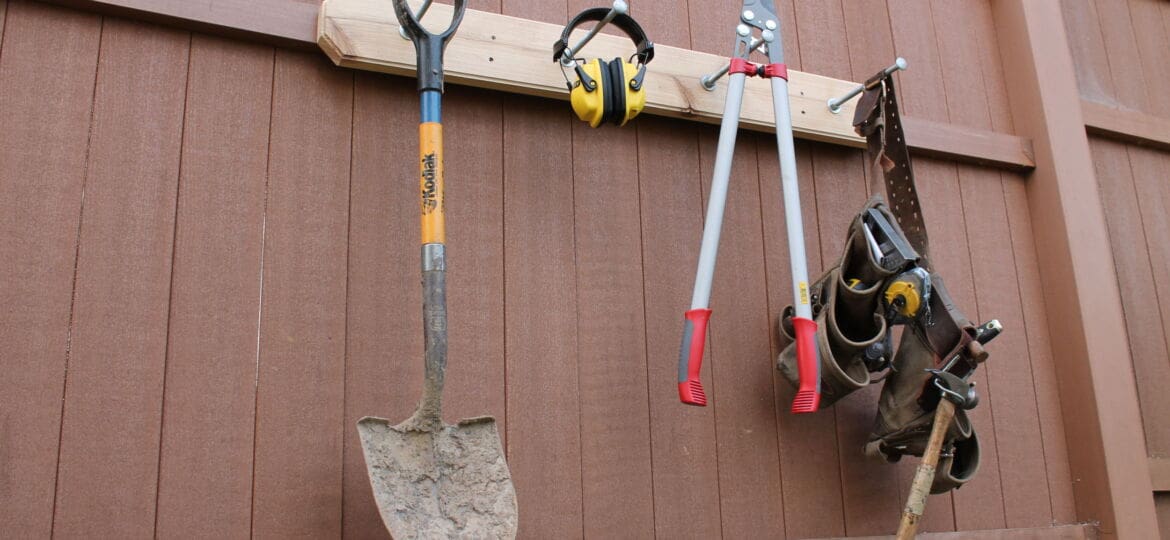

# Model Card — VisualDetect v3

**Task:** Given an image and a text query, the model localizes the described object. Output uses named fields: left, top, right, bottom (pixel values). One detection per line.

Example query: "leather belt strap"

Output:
left=853, top=77, right=931, bottom=267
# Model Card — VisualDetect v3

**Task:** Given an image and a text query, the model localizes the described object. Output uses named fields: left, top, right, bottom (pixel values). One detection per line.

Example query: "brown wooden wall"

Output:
left=0, top=0, right=1080, bottom=538
left=1061, top=0, right=1170, bottom=535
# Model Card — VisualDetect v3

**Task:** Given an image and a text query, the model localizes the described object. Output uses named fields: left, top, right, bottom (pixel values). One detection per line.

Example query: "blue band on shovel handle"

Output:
left=678, top=308, right=712, bottom=406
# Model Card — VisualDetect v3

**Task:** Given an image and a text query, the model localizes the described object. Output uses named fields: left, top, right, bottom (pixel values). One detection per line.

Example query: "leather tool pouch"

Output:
left=775, top=73, right=986, bottom=493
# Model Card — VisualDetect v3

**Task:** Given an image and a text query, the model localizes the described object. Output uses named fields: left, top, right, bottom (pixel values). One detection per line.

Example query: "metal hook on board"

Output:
left=827, top=57, right=908, bottom=113
left=399, top=0, right=436, bottom=40
left=558, top=0, right=629, bottom=66
left=698, top=35, right=767, bottom=91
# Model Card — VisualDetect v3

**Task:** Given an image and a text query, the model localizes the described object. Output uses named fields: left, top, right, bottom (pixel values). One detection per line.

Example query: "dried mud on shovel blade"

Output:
left=358, top=415, right=517, bottom=539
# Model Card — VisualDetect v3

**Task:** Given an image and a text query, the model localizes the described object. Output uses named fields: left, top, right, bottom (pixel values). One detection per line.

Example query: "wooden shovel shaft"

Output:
left=896, top=398, right=957, bottom=539
left=415, top=91, right=448, bottom=428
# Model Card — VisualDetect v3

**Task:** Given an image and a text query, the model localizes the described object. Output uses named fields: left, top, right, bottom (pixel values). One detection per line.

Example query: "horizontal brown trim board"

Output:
left=819, top=524, right=1095, bottom=540
left=1152, top=457, right=1170, bottom=492
left=39, top=0, right=318, bottom=49
left=903, top=116, right=1035, bottom=172
left=1082, top=99, right=1170, bottom=151
left=320, top=0, right=1035, bottom=171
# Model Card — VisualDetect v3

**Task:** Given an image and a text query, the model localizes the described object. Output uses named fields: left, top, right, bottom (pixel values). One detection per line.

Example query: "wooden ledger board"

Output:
left=317, top=0, right=1034, bottom=170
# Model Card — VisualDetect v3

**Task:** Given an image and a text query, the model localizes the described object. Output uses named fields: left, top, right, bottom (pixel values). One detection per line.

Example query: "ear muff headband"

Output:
left=552, top=8, right=655, bottom=65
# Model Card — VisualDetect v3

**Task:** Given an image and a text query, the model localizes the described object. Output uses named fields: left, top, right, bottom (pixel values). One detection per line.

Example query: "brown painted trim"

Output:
left=1152, top=458, right=1170, bottom=492
left=36, top=0, right=317, bottom=49
left=990, top=2, right=1158, bottom=539
left=902, top=116, right=1035, bottom=172
left=826, top=523, right=1096, bottom=540
left=1081, top=100, right=1170, bottom=151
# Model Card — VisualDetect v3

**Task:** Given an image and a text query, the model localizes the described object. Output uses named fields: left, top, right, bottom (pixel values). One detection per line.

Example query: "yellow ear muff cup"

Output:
left=569, top=60, right=607, bottom=128
left=623, top=62, right=647, bottom=124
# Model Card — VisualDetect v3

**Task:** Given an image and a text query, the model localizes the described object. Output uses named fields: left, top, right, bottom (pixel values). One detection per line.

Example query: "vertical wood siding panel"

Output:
left=51, top=19, right=189, bottom=538
left=912, top=160, right=1003, bottom=533
left=1125, top=145, right=1170, bottom=456
left=689, top=0, right=742, bottom=56
left=1002, top=177, right=1077, bottom=524
left=756, top=137, right=824, bottom=539
left=968, top=1, right=1015, bottom=133
left=571, top=119, right=655, bottom=540
left=439, top=85, right=508, bottom=460
left=1085, top=137, right=1170, bottom=455
left=153, top=34, right=272, bottom=540
left=634, top=5, right=721, bottom=538
left=499, top=1, right=581, bottom=535
left=1092, top=0, right=1149, bottom=111
left=0, top=3, right=99, bottom=537
left=251, top=50, right=351, bottom=539
left=890, top=2, right=1005, bottom=531
left=835, top=2, right=925, bottom=535
left=1059, top=0, right=1117, bottom=104
left=812, top=147, right=886, bottom=538
left=936, top=0, right=1051, bottom=529
left=792, top=0, right=849, bottom=80
left=567, top=1, right=652, bottom=536
left=1090, top=138, right=1168, bottom=453
left=1125, top=0, right=1170, bottom=117
left=635, top=0, right=693, bottom=49
left=341, top=72, right=417, bottom=540
left=885, top=0, right=947, bottom=123
left=698, top=129, right=785, bottom=539
left=842, top=0, right=895, bottom=84
left=958, top=169, right=1052, bottom=528
left=978, top=0, right=1074, bottom=523
left=795, top=2, right=904, bottom=536
left=502, top=99, right=581, bottom=539
left=637, top=117, right=722, bottom=539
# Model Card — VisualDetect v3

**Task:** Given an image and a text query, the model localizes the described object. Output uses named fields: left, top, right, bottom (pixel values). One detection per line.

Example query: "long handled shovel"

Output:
left=357, top=1, right=518, bottom=537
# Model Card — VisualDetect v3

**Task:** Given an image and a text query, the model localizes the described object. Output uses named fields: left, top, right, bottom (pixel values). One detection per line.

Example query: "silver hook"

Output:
left=559, top=0, right=629, bottom=67
left=827, top=57, right=907, bottom=113
left=698, top=36, right=766, bottom=91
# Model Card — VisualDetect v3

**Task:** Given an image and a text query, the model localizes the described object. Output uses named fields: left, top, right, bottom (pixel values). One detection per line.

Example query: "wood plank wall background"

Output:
left=1060, top=0, right=1170, bottom=534
left=0, top=0, right=1082, bottom=537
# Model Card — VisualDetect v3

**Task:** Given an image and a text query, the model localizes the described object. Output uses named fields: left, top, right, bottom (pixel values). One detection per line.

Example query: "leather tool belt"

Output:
left=777, top=72, right=988, bottom=493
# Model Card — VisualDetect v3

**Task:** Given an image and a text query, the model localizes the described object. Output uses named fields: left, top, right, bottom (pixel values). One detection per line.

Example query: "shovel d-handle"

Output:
left=393, top=0, right=467, bottom=92
left=678, top=308, right=712, bottom=405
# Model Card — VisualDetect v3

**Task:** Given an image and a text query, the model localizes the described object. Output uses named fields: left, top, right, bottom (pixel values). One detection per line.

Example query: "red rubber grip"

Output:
left=678, top=308, right=712, bottom=406
left=790, top=316, right=821, bottom=413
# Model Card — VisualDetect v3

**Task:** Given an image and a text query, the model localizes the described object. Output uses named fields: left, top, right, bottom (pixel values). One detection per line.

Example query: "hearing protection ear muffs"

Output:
left=553, top=8, right=654, bottom=128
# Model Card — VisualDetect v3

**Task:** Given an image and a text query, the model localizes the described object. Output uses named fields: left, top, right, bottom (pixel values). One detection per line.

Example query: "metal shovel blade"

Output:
left=357, top=415, right=518, bottom=539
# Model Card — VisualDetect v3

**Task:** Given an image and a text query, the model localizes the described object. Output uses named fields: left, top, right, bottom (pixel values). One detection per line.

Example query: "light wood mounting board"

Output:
left=319, top=0, right=1035, bottom=170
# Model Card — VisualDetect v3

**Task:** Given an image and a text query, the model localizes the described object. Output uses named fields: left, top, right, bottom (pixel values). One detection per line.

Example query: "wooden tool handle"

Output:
left=895, top=398, right=956, bottom=539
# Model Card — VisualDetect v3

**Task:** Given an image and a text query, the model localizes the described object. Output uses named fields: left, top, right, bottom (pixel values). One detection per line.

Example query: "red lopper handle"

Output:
left=790, top=316, right=821, bottom=413
left=677, top=308, right=712, bottom=406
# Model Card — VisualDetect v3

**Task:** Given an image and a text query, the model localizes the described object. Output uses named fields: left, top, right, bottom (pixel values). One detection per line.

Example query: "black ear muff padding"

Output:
left=608, top=58, right=626, bottom=125
left=598, top=59, right=615, bottom=125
